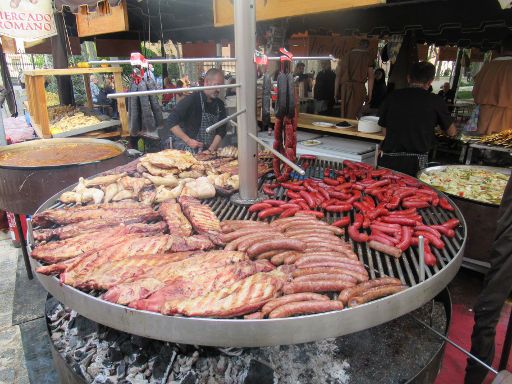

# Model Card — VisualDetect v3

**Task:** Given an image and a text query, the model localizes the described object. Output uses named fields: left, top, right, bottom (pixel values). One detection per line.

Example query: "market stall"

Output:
left=24, top=67, right=129, bottom=139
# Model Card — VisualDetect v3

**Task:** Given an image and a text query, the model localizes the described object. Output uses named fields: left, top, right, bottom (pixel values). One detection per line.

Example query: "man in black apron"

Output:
left=166, top=68, right=227, bottom=153
left=377, top=61, right=457, bottom=176
left=465, top=175, right=512, bottom=383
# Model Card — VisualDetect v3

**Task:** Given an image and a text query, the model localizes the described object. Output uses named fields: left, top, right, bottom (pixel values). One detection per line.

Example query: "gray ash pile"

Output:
left=46, top=297, right=446, bottom=384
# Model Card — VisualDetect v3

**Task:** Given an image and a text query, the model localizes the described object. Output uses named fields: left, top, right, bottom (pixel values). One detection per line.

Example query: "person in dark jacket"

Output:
left=377, top=61, right=457, bottom=176
left=166, top=68, right=226, bottom=152
left=370, top=68, right=387, bottom=109
left=314, top=60, right=336, bottom=115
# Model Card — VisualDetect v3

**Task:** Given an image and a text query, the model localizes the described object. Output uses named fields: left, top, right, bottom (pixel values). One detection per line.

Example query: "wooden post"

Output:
left=84, top=74, right=93, bottom=109
left=113, top=71, right=129, bottom=136
left=34, top=76, right=50, bottom=138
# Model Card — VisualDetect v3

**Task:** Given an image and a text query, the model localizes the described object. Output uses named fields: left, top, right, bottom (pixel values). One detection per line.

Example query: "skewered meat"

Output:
left=31, top=222, right=167, bottom=264
left=33, top=211, right=160, bottom=241
left=130, top=259, right=274, bottom=312
left=158, top=201, right=192, bottom=236
left=32, top=202, right=155, bottom=227
left=163, top=270, right=287, bottom=317
left=178, top=196, right=221, bottom=243
left=104, top=250, right=248, bottom=304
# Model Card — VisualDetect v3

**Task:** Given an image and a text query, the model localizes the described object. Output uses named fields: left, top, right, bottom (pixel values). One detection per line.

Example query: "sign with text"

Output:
left=0, top=0, right=57, bottom=41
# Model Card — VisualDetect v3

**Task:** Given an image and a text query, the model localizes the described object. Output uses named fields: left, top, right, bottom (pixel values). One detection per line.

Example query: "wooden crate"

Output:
left=23, top=67, right=128, bottom=139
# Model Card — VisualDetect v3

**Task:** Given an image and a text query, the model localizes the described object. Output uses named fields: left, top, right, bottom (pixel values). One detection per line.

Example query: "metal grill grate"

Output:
left=205, top=158, right=464, bottom=290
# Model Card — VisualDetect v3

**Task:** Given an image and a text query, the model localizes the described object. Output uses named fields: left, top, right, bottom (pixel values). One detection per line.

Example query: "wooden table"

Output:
left=269, top=113, right=384, bottom=141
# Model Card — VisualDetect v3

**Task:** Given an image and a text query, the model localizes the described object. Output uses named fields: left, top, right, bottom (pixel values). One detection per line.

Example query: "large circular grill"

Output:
left=28, top=158, right=466, bottom=347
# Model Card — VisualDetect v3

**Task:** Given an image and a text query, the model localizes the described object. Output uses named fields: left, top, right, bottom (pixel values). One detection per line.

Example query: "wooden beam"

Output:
left=24, top=67, right=122, bottom=76
left=213, top=0, right=385, bottom=27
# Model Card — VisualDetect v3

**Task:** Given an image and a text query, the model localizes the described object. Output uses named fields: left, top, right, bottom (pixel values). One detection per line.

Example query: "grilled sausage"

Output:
left=244, top=312, right=264, bottom=320
left=261, top=293, right=329, bottom=315
left=225, top=232, right=275, bottom=251
left=238, top=233, right=285, bottom=252
left=295, top=255, right=363, bottom=267
left=301, top=251, right=359, bottom=261
left=296, top=260, right=367, bottom=274
left=283, top=280, right=355, bottom=294
left=349, top=285, right=406, bottom=307
left=268, top=300, right=344, bottom=318
left=368, top=240, right=403, bottom=258
left=284, top=253, right=303, bottom=264
left=293, top=273, right=358, bottom=284
left=255, top=250, right=281, bottom=260
left=221, top=227, right=273, bottom=242
left=246, top=239, right=306, bottom=257
left=338, top=277, right=402, bottom=304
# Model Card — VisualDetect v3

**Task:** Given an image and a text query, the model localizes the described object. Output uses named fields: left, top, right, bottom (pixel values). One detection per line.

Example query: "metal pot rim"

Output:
left=417, top=164, right=510, bottom=208
left=0, top=138, right=126, bottom=170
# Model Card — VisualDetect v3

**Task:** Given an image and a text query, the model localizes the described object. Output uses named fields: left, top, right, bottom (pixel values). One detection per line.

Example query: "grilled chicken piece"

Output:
left=83, top=173, right=127, bottom=187
left=142, top=172, right=179, bottom=187
left=117, top=176, right=151, bottom=195
left=104, top=251, right=247, bottom=304
left=144, top=150, right=197, bottom=170
left=158, top=201, right=192, bottom=236
left=33, top=211, right=160, bottom=241
left=32, top=222, right=167, bottom=264
left=130, top=259, right=275, bottom=312
left=164, top=270, right=287, bottom=317
left=32, top=202, right=154, bottom=227
left=181, top=178, right=216, bottom=199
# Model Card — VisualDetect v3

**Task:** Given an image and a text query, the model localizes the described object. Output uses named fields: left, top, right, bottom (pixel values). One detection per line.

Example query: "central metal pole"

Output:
left=234, top=0, right=258, bottom=201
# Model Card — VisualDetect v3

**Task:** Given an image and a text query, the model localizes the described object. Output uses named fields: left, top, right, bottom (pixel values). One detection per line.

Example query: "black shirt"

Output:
left=166, top=92, right=227, bottom=139
left=314, top=69, right=336, bottom=102
left=378, top=87, right=453, bottom=154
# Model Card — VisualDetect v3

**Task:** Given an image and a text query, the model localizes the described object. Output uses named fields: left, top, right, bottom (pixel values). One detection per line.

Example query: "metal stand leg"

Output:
left=465, top=146, right=474, bottom=165
left=499, top=309, right=512, bottom=370
left=14, top=213, right=33, bottom=280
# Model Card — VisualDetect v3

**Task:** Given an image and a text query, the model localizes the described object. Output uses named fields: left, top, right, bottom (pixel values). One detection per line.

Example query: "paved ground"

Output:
left=0, top=232, right=57, bottom=384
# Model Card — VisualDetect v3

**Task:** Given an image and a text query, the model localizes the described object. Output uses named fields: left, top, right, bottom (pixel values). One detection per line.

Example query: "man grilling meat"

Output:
left=166, top=68, right=227, bottom=153
left=377, top=61, right=457, bottom=176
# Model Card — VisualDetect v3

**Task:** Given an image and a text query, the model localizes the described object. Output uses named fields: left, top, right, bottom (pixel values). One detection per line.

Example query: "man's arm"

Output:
left=446, top=123, right=457, bottom=137
left=170, top=125, right=202, bottom=148
left=209, top=135, right=223, bottom=151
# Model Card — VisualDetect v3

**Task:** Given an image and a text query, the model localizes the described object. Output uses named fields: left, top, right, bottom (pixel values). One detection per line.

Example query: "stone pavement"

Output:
left=0, top=231, right=57, bottom=384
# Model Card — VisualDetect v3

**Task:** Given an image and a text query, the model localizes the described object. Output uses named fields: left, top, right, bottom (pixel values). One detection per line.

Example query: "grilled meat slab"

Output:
left=31, top=222, right=166, bottom=264
left=103, top=251, right=247, bottom=305
left=178, top=196, right=221, bottom=244
left=33, top=211, right=160, bottom=241
left=158, top=201, right=192, bottom=236
left=32, top=202, right=157, bottom=227
left=164, top=270, right=287, bottom=317
left=69, top=252, right=193, bottom=290
left=129, top=259, right=275, bottom=312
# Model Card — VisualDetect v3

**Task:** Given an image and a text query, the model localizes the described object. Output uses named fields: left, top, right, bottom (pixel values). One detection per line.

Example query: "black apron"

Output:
left=172, top=93, right=219, bottom=153
left=378, top=152, right=429, bottom=177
